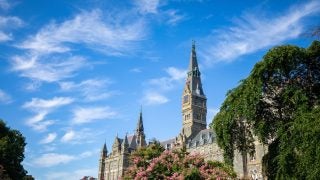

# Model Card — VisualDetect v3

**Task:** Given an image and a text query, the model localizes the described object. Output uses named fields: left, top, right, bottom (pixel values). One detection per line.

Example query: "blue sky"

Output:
left=0, top=0, right=319, bottom=179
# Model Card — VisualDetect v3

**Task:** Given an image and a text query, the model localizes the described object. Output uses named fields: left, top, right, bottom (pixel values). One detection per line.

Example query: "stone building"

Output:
left=98, top=112, right=146, bottom=180
left=98, top=42, right=265, bottom=180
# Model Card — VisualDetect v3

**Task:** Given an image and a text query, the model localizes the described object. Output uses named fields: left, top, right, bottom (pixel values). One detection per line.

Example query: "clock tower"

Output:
left=181, top=41, right=207, bottom=139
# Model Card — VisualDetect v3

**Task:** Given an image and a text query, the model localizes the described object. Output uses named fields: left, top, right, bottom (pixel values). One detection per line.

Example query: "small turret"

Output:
left=122, top=134, right=129, bottom=153
left=112, top=135, right=121, bottom=154
left=98, top=142, right=107, bottom=180
left=135, top=108, right=146, bottom=148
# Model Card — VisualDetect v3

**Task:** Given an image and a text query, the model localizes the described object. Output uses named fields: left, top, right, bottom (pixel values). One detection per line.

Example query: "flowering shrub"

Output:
left=123, top=142, right=236, bottom=179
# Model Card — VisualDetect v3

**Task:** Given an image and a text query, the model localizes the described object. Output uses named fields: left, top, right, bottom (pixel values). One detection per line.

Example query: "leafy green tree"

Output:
left=0, top=120, right=27, bottom=180
left=211, top=40, right=320, bottom=179
left=211, top=82, right=256, bottom=178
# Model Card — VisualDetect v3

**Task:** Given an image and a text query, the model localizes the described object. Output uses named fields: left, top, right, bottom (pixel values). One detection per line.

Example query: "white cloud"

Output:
left=32, top=153, right=76, bottom=167
left=0, top=16, right=23, bottom=42
left=71, top=106, right=117, bottom=125
left=60, top=128, right=104, bottom=144
left=32, top=150, right=98, bottom=168
left=130, top=67, right=142, bottom=73
left=45, top=168, right=97, bottom=180
left=11, top=9, right=146, bottom=84
left=165, top=10, right=185, bottom=26
left=23, top=97, right=74, bottom=131
left=142, top=91, right=169, bottom=105
left=11, top=54, right=87, bottom=83
left=201, top=1, right=320, bottom=64
left=59, top=78, right=115, bottom=102
left=61, top=130, right=75, bottom=143
left=23, top=97, right=74, bottom=111
left=40, top=133, right=57, bottom=144
left=18, top=10, right=146, bottom=56
left=0, top=89, right=12, bottom=104
left=135, top=0, right=160, bottom=14
left=0, top=0, right=10, bottom=10
left=148, top=67, right=186, bottom=91
left=142, top=67, right=186, bottom=105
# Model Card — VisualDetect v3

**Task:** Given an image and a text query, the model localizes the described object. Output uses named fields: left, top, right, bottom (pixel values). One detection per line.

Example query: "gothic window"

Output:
left=203, top=139, right=207, bottom=144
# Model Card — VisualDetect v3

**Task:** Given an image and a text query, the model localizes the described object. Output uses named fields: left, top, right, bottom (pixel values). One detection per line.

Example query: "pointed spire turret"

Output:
left=112, top=135, right=121, bottom=153
left=136, top=108, right=144, bottom=133
left=98, top=142, right=107, bottom=180
left=185, top=41, right=204, bottom=95
left=122, top=133, right=129, bottom=153
left=101, top=142, right=108, bottom=157
left=188, top=40, right=199, bottom=72
left=135, top=108, right=146, bottom=148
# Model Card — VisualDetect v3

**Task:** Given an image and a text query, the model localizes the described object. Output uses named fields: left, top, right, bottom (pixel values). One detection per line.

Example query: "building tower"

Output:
left=135, top=109, right=146, bottom=148
left=98, top=143, right=107, bottom=180
left=181, top=41, right=207, bottom=139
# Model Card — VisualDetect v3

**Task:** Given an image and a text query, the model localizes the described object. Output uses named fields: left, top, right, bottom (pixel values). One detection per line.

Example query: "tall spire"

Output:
left=188, top=40, right=199, bottom=72
left=122, top=133, right=129, bottom=153
left=102, top=142, right=107, bottom=156
left=181, top=41, right=207, bottom=139
left=135, top=109, right=146, bottom=148
left=136, top=107, right=144, bottom=133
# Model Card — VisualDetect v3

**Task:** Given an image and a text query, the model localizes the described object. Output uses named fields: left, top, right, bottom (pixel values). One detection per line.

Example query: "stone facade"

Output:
left=98, top=112, right=146, bottom=180
left=98, top=42, right=265, bottom=180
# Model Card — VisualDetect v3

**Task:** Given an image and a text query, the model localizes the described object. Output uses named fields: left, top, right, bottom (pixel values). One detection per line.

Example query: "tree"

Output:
left=210, top=82, right=256, bottom=178
left=123, top=141, right=236, bottom=179
left=0, top=120, right=27, bottom=180
left=211, top=40, right=320, bottom=179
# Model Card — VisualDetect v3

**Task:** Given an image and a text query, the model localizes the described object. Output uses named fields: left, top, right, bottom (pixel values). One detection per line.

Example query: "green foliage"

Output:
left=0, top=120, right=27, bottom=180
left=211, top=40, right=320, bottom=179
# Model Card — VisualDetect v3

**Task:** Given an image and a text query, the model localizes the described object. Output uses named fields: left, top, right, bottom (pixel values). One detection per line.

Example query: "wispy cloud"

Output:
left=201, top=1, right=320, bottom=65
left=165, top=10, right=185, bottom=26
left=142, top=91, right=169, bottom=105
left=135, top=0, right=160, bottom=14
left=24, top=97, right=74, bottom=111
left=61, top=130, right=75, bottom=143
left=148, top=67, right=186, bottom=91
left=11, top=55, right=87, bottom=83
left=134, top=0, right=185, bottom=26
left=130, top=67, right=142, bottom=73
left=71, top=106, right=117, bottom=125
left=0, top=16, right=23, bottom=42
left=17, top=10, right=146, bottom=56
left=0, top=0, right=10, bottom=10
left=32, top=150, right=98, bottom=167
left=23, top=97, right=74, bottom=131
left=0, top=89, right=12, bottom=104
left=32, top=153, right=76, bottom=167
left=59, top=78, right=115, bottom=102
left=142, top=67, right=186, bottom=105
left=40, top=133, right=57, bottom=144
left=45, top=168, right=97, bottom=180
left=11, top=9, right=146, bottom=84
left=60, top=128, right=104, bottom=144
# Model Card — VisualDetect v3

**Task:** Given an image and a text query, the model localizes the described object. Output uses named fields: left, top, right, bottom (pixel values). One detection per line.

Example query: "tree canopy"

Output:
left=211, top=40, right=320, bottom=179
left=123, top=140, right=236, bottom=179
left=0, top=120, right=27, bottom=180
